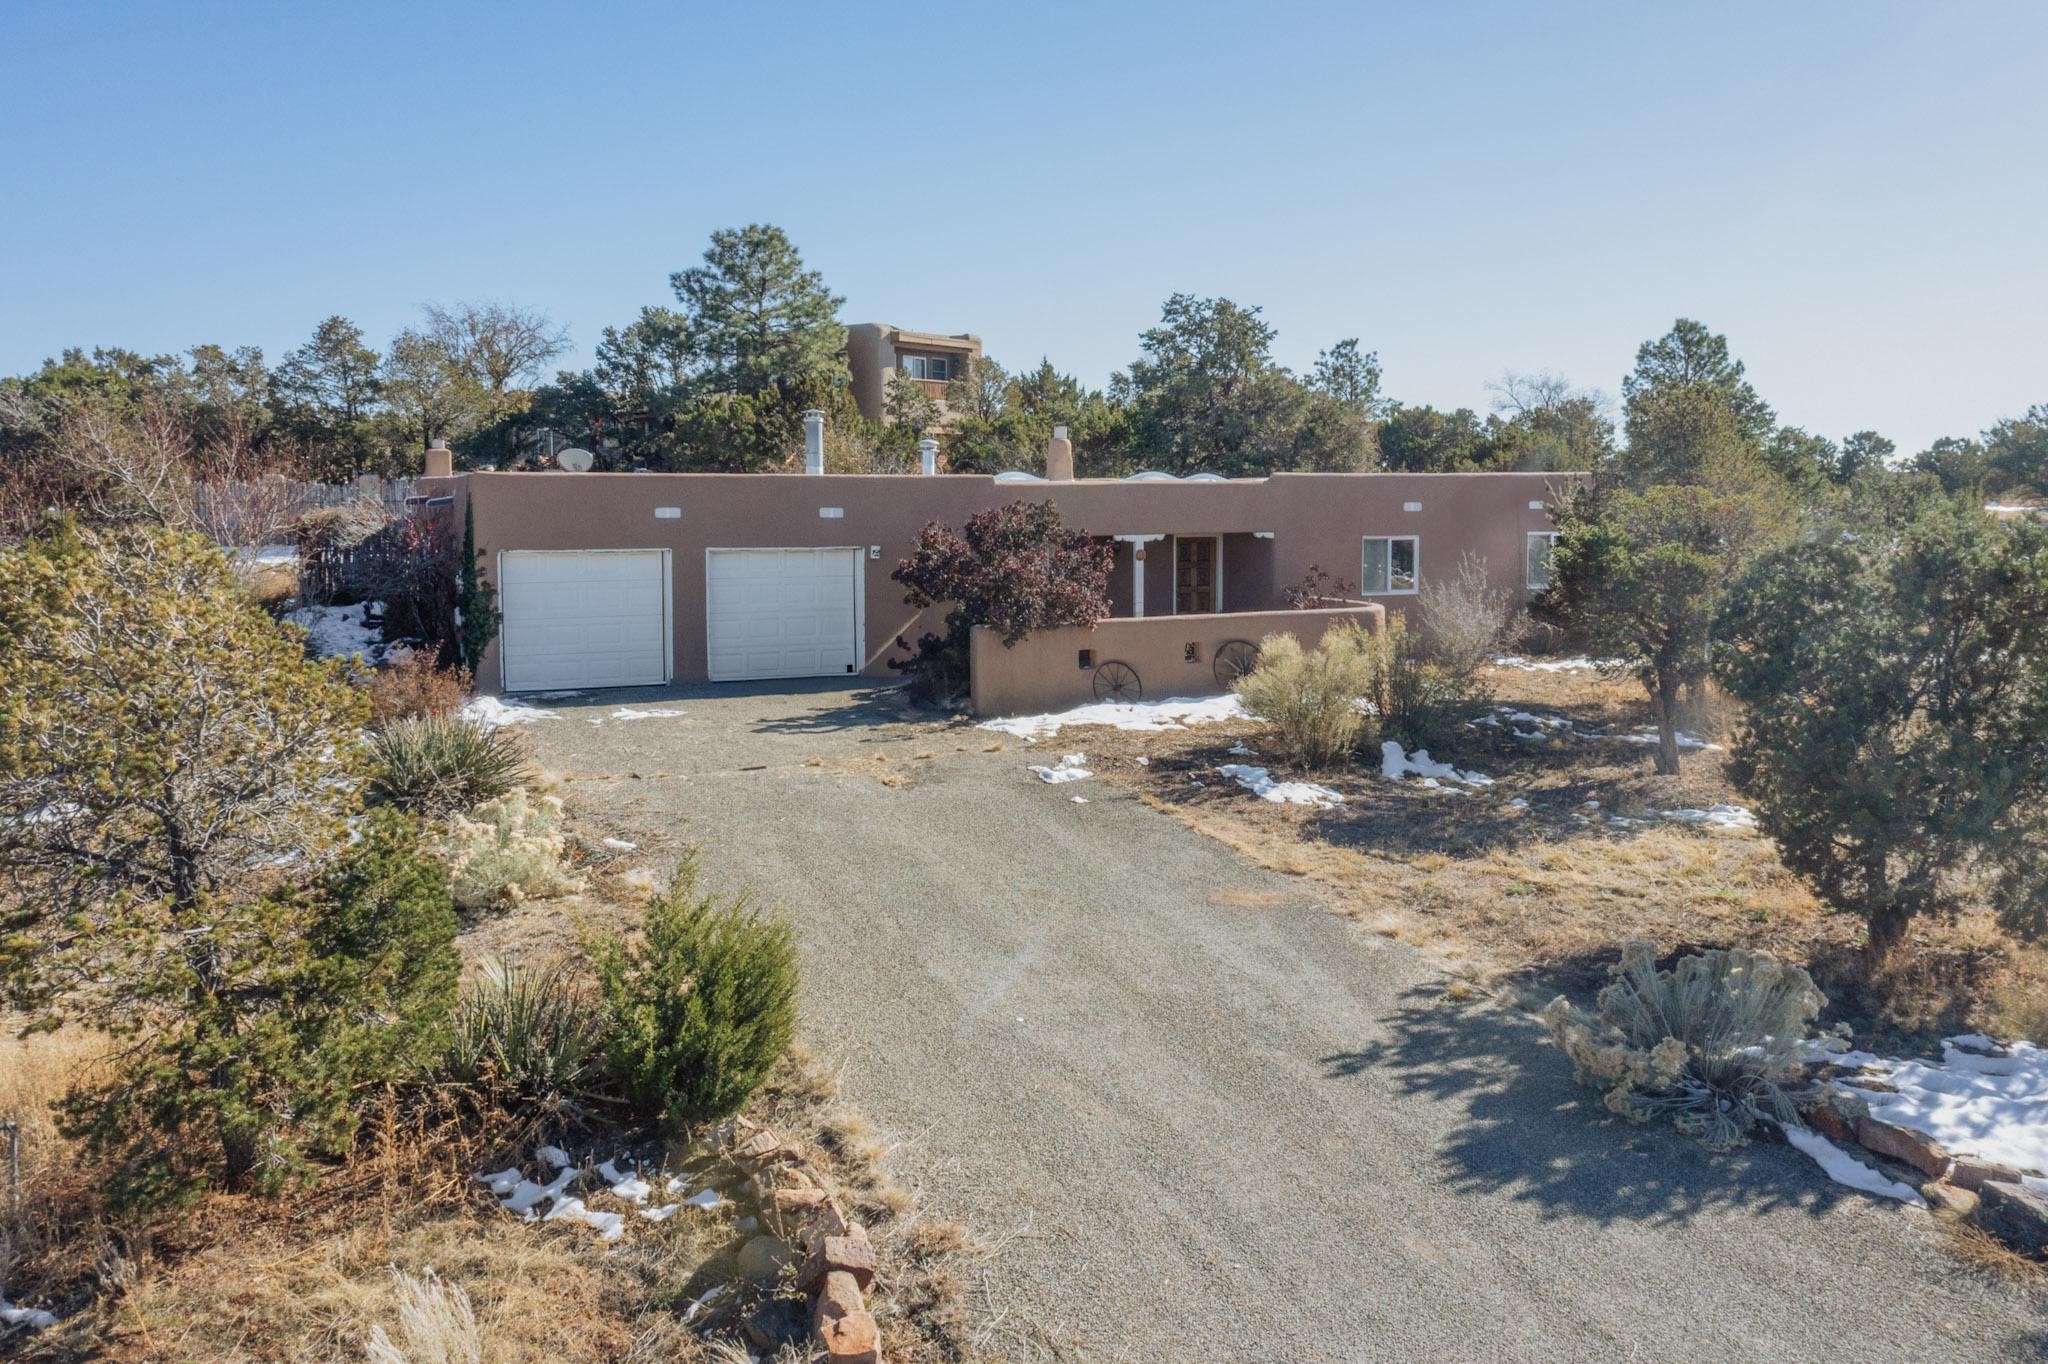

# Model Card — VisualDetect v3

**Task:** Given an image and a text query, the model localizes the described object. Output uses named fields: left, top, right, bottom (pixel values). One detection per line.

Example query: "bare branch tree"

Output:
left=422, top=300, right=571, bottom=403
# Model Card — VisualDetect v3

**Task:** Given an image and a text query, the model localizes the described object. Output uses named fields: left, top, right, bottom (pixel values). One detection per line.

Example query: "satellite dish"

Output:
left=557, top=447, right=595, bottom=473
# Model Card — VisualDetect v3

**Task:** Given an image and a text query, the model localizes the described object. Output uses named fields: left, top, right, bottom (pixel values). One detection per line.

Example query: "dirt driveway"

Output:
left=527, top=680, right=2046, bottom=1363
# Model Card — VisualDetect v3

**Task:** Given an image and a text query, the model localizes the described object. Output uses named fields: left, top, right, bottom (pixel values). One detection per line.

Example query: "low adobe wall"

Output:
left=969, top=605, right=1384, bottom=716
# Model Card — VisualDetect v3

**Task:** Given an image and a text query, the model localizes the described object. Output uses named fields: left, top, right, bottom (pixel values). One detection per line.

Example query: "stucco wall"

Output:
left=968, top=605, right=1385, bottom=716
left=459, top=469, right=1577, bottom=692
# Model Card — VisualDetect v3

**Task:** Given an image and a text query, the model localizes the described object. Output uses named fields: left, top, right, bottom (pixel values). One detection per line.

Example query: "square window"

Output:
left=1362, top=536, right=1419, bottom=595
left=1526, top=532, right=1560, bottom=589
left=901, top=355, right=927, bottom=379
left=930, top=357, right=949, bottom=381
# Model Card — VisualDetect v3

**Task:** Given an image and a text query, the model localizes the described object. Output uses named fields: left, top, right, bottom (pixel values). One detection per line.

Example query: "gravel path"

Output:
left=531, top=681, right=2047, bottom=1363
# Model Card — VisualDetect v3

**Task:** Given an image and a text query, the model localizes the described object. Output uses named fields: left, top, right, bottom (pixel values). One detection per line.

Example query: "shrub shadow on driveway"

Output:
left=1321, top=984, right=1870, bottom=1229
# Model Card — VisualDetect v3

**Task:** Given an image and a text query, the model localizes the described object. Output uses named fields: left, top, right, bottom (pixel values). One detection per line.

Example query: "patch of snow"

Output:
left=1584, top=800, right=1600, bottom=810
left=474, top=1167, right=522, bottom=1197
left=596, top=1158, right=632, bottom=1185
left=1135, top=754, right=1150, bottom=765
left=683, top=1284, right=728, bottom=1322
left=664, top=1173, right=692, bottom=1197
left=1227, top=742, right=1256, bottom=756
left=1070, top=795, right=1088, bottom=803
left=683, top=1187, right=726, bottom=1210
left=1602, top=730, right=1723, bottom=752
left=1, top=1298, right=59, bottom=1331
left=1381, top=743, right=1493, bottom=788
left=601, top=836, right=638, bottom=851
left=1219, top=763, right=1344, bottom=808
left=537, top=1145, right=574, bottom=1170
left=1781, top=1123, right=1926, bottom=1204
left=1507, top=797, right=1529, bottom=810
left=462, top=695, right=560, bottom=728
left=1820, top=1035, right=2048, bottom=1178
left=1489, top=654, right=1616, bottom=672
left=1028, top=753, right=1093, bottom=784
left=610, top=707, right=686, bottom=720
left=241, top=544, right=298, bottom=565
left=640, top=1203, right=681, bottom=1222
left=544, top=1195, right=625, bottom=1241
left=287, top=601, right=387, bottom=663
left=979, top=693, right=1247, bottom=738
left=1660, top=804, right=1757, bottom=832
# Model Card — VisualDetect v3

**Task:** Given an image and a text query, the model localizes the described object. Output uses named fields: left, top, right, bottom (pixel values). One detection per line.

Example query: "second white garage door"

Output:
left=705, top=547, right=864, bottom=682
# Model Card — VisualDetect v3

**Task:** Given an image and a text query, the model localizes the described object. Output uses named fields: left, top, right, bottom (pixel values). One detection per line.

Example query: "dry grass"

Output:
left=1078, top=662, right=2040, bottom=1046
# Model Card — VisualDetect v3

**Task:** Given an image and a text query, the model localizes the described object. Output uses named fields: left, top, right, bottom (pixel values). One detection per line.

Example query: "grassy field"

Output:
left=1058, top=661, right=2048, bottom=1053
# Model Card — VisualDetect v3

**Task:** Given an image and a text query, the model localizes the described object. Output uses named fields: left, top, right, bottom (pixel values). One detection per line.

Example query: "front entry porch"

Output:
left=1105, top=531, right=1277, bottom=618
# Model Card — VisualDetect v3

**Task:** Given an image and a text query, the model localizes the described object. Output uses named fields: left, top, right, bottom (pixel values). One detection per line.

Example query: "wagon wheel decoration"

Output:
left=1213, top=638, right=1261, bottom=688
left=1092, top=659, right=1143, bottom=703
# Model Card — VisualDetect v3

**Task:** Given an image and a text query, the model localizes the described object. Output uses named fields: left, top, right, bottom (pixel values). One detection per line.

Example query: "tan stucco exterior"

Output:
left=448, top=468, right=1578, bottom=694
left=845, top=322, right=983, bottom=424
left=969, top=605, right=1384, bottom=716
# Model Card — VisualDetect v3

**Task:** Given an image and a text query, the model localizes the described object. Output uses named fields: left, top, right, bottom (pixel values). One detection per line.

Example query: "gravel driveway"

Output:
left=529, top=680, right=2047, bottom=1363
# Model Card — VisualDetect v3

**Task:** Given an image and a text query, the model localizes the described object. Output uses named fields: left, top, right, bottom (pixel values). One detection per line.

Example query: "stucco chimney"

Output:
left=1045, top=424, right=1074, bottom=481
left=424, top=442, right=453, bottom=478
left=803, top=409, right=825, bottom=475
left=918, top=436, right=938, bottom=476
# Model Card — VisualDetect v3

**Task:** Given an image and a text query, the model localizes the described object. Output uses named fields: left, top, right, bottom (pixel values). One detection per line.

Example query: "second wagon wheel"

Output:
left=1092, top=659, right=1142, bottom=703
left=1213, top=638, right=1261, bottom=688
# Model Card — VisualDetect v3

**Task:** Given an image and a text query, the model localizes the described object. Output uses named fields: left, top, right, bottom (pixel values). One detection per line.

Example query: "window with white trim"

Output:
left=1361, top=536, right=1418, bottom=595
left=1525, top=531, right=1561, bottom=589
left=899, top=354, right=951, bottom=381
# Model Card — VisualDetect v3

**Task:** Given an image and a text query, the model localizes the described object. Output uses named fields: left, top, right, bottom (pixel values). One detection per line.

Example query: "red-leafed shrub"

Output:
left=367, top=651, right=471, bottom=728
left=890, top=500, right=1113, bottom=702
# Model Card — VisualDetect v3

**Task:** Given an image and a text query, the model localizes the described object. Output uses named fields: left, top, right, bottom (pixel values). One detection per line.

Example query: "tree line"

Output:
left=3, top=222, right=2044, bottom=530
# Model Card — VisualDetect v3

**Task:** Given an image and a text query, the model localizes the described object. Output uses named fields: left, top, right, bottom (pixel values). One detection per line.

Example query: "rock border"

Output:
left=717, top=1116, right=885, bottom=1363
left=1797, top=1091, right=2048, bottom=1259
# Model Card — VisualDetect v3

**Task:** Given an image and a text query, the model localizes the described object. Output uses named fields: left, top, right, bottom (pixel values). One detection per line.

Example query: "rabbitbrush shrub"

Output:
left=368, top=651, right=471, bottom=728
left=439, top=960, right=609, bottom=1119
left=369, top=715, right=530, bottom=818
left=437, top=788, right=583, bottom=912
left=593, top=858, right=799, bottom=1129
left=1233, top=623, right=1378, bottom=769
left=1541, top=940, right=1827, bottom=1150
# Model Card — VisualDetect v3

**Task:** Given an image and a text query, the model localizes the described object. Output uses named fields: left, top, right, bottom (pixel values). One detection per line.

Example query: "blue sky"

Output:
left=3, top=1, right=2043, bottom=455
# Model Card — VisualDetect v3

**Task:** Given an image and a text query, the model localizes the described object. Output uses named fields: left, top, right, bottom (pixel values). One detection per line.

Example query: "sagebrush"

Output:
left=592, top=857, right=799, bottom=1129
left=438, top=788, right=583, bottom=912
left=1233, top=624, right=1377, bottom=768
left=369, top=716, right=530, bottom=819
left=1541, top=939, right=1827, bottom=1149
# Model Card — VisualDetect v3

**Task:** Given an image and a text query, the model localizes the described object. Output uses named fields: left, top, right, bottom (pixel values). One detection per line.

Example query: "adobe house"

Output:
left=844, top=323, right=983, bottom=425
left=420, top=422, right=1577, bottom=714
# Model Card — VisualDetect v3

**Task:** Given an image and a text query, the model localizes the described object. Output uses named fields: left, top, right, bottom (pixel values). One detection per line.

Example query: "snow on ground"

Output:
left=461, top=695, right=560, bottom=728
left=238, top=544, right=299, bottom=565
left=1489, top=655, right=1617, bottom=672
left=1780, top=1124, right=1926, bottom=1205
left=1659, top=804, right=1757, bottom=831
left=1381, top=742, right=1493, bottom=790
left=602, top=836, right=638, bottom=851
left=979, top=693, right=1247, bottom=739
left=1, top=1297, right=59, bottom=1331
left=1219, top=763, right=1344, bottom=808
left=1028, top=753, right=1093, bottom=784
left=287, top=601, right=388, bottom=664
left=1818, top=1035, right=2048, bottom=1183
left=477, top=1148, right=722, bottom=1243
left=611, top=707, right=686, bottom=720
left=1603, top=729, right=1724, bottom=753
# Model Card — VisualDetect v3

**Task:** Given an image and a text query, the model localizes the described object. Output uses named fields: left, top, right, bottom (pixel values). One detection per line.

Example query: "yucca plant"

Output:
left=439, top=960, right=610, bottom=1119
left=1542, top=939, right=1826, bottom=1149
left=367, top=716, right=530, bottom=818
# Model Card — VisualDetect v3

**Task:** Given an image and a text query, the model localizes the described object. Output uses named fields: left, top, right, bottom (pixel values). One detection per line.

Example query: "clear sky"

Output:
left=4, top=1, right=2044, bottom=456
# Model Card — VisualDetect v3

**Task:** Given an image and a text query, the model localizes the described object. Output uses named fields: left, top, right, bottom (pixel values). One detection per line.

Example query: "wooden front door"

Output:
left=1175, top=536, right=1216, bottom=614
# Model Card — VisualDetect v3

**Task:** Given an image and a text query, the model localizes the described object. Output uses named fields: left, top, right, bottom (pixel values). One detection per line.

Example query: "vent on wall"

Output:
left=1403, top=501, right=1423, bottom=512
left=655, top=506, right=681, bottom=519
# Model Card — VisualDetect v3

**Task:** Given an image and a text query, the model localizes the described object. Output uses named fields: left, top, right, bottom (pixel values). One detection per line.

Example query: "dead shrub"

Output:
left=370, top=653, right=473, bottom=728
left=1418, top=551, right=1523, bottom=684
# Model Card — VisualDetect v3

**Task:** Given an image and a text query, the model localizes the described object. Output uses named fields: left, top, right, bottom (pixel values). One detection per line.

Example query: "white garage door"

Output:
left=706, top=548, right=863, bottom=682
left=500, top=550, right=669, bottom=692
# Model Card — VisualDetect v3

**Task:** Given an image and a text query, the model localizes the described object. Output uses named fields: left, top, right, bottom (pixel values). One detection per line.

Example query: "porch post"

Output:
left=1113, top=534, right=1164, bottom=617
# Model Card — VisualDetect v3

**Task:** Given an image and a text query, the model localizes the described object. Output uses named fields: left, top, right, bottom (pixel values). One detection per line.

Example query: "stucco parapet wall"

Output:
left=969, top=605, right=1385, bottom=717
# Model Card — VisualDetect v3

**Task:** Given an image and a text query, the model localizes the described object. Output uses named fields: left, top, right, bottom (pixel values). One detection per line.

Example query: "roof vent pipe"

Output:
left=918, top=437, right=938, bottom=476
left=802, top=409, right=825, bottom=475
left=1045, top=424, right=1075, bottom=481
